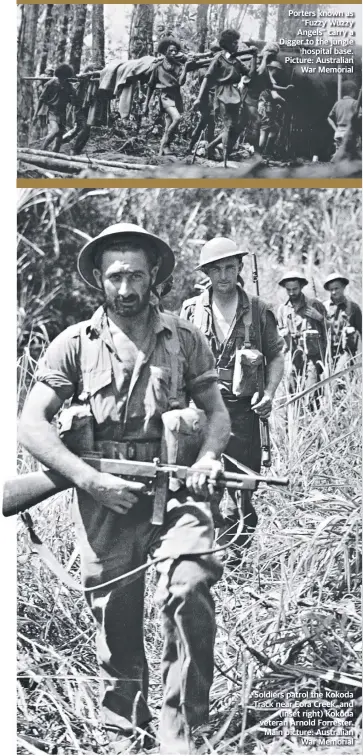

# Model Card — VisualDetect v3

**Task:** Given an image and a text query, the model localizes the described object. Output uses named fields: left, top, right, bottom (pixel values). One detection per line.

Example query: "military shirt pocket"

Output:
left=82, top=368, right=115, bottom=425
left=144, top=365, right=172, bottom=416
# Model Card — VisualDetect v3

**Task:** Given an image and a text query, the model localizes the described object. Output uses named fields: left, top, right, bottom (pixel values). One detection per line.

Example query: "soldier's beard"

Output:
left=104, top=286, right=152, bottom=318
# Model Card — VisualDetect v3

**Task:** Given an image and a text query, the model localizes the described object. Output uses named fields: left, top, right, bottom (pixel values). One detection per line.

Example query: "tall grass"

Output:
left=16, top=347, right=362, bottom=754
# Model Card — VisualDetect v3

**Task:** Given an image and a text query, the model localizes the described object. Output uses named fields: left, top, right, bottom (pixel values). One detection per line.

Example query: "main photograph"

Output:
left=17, top=3, right=362, bottom=179
left=11, top=188, right=362, bottom=754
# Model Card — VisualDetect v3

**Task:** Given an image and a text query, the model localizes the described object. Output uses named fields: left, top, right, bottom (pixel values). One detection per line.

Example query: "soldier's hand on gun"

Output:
left=186, top=455, right=223, bottom=498
left=86, top=472, right=146, bottom=515
left=251, top=391, right=272, bottom=419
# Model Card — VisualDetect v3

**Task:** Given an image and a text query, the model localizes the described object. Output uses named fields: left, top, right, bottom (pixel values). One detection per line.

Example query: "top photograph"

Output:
left=17, top=3, right=362, bottom=180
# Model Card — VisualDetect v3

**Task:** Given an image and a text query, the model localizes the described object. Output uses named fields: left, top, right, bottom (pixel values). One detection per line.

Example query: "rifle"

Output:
left=22, top=75, right=101, bottom=83
left=251, top=253, right=272, bottom=467
left=3, top=454, right=288, bottom=521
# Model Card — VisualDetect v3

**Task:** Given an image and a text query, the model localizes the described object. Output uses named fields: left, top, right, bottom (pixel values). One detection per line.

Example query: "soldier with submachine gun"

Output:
left=5, top=223, right=288, bottom=754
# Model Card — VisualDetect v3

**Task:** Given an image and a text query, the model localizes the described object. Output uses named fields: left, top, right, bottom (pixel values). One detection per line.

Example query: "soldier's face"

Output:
left=205, top=256, right=241, bottom=295
left=328, top=281, right=346, bottom=304
left=93, top=247, right=158, bottom=317
left=285, top=281, right=303, bottom=302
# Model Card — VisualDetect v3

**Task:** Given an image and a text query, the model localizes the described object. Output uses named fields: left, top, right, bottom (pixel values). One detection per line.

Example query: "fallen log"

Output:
left=17, top=161, right=73, bottom=178
left=17, top=152, right=136, bottom=177
left=18, top=153, right=83, bottom=174
left=18, top=148, right=155, bottom=172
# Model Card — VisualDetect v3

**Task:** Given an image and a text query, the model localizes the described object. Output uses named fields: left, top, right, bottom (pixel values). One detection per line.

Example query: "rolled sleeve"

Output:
left=35, top=327, right=80, bottom=402
left=261, top=308, right=285, bottom=362
left=182, top=327, right=218, bottom=394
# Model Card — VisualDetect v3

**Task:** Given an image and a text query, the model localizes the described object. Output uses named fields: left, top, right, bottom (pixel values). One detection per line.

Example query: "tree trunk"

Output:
left=69, top=4, right=87, bottom=74
left=128, top=4, right=154, bottom=59
left=276, top=4, right=285, bottom=40
left=258, top=5, right=269, bottom=40
left=56, top=4, right=71, bottom=63
left=196, top=5, right=209, bottom=52
left=38, top=5, right=54, bottom=74
left=92, top=5, right=105, bottom=68
left=17, top=3, right=40, bottom=144
left=218, top=4, right=227, bottom=34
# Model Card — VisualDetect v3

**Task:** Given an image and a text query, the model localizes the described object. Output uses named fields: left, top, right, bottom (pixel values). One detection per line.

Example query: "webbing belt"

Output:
left=94, top=439, right=161, bottom=462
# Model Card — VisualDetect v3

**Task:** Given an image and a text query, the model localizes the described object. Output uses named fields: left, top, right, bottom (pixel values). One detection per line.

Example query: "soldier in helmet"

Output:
left=18, top=222, right=231, bottom=754
left=277, top=271, right=327, bottom=394
left=323, top=272, right=362, bottom=368
left=180, top=238, right=285, bottom=565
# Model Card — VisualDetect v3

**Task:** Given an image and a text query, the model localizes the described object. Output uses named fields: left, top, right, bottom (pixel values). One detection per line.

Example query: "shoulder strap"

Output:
left=160, top=313, right=181, bottom=407
left=344, top=298, right=353, bottom=319
left=77, top=324, right=92, bottom=401
left=242, top=295, right=252, bottom=346
left=191, top=292, right=209, bottom=333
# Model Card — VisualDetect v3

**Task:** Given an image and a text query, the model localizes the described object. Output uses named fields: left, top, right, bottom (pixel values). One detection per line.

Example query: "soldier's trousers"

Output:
left=84, top=491, right=223, bottom=754
left=217, top=397, right=260, bottom=564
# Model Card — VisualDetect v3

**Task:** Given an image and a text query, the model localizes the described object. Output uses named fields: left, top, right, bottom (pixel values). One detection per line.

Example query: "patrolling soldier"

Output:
left=180, top=238, right=284, bottom=565
left=18, top=223, right=231, bottom=754
left=323, top=272, right=362, bottom=369
left=277, top=270, right=327, bottom=395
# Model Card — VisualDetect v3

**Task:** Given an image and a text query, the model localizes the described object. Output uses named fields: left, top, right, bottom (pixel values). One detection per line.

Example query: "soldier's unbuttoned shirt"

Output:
left=35, top=305, right=217, bottom=581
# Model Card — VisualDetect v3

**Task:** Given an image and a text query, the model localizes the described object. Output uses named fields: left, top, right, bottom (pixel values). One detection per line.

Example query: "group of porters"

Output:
left=26, top=28, right=362, bottom=166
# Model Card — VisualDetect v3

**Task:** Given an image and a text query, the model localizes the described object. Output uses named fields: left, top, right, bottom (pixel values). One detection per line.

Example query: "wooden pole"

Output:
left=18, top=153, right=133, bottom=177
left=17, top=148, right=156, bottom=172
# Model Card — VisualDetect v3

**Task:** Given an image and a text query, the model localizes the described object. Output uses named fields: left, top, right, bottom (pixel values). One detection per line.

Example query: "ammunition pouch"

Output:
left=94, top=439, right=161, bottom=462
left=232, top=348, right=264, bottom=398
left=58, top=404, right=95, bottom=454
left=161, top=406, right=207, bottom=466
left=293, top=330, right=320, bottom=360
left=302, top=330, right=320, bottom=359
left=342, top=326, right=358, bottom=353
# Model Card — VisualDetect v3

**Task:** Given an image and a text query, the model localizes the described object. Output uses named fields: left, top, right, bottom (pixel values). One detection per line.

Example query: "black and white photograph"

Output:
left=10, top=186, right=362, bottom=754
left=17, top=3, right=362, bottom=179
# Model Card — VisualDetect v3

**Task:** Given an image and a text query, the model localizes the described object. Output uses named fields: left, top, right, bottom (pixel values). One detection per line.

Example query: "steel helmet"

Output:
left=77, top=223, right=175, bottom=290
left=196, top=237, right=248, bottom=270
left=323, top=272, right=349, bottom=290
left=278, top=270, right=308, bottom=288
